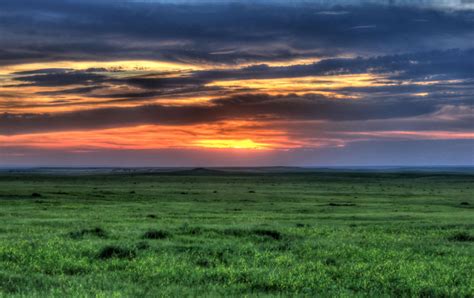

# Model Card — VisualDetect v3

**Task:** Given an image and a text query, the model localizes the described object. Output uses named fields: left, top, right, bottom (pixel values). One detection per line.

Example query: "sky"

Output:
left=0, top=0, right=473, bottom=167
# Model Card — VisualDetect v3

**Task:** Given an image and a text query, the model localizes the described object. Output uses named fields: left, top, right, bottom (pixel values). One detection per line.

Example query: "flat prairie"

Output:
left=0, top=170, right=473, bottom=296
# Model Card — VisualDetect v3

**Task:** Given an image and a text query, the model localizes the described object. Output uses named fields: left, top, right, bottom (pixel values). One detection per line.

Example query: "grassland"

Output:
left=0, top=169, right=473, bottom=297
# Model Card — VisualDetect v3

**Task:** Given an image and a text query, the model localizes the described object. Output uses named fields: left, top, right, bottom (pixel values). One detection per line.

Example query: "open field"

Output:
left=0, top=169, right=473, bottom=296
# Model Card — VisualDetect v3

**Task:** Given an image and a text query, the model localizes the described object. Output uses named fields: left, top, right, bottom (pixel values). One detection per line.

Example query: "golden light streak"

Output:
left=0, top=57, right=327, bottom=76
left=207, top=73, right=387, bottom=95
left=413, top=92, right=429, bottom=97
left=0, top=60, right=205, bottom=75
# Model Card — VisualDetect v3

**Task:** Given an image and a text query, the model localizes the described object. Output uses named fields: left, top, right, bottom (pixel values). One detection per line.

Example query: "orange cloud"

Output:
left=0, top=121, right=303, bottom=151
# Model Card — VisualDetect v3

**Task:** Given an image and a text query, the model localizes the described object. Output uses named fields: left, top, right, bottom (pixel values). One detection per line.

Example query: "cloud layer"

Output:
left=0, top=0, right=473, bottom=166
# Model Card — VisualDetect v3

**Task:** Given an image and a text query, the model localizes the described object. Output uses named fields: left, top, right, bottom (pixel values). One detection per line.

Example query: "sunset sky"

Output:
left=1, top=0, right=473, bottom=167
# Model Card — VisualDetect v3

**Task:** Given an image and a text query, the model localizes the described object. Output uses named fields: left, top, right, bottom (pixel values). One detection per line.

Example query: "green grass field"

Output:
left=0, top=170, right=473, bottom=296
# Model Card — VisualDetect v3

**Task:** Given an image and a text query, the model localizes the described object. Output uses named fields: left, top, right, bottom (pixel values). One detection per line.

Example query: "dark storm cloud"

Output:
left=0, top=0, right=473, bottom=65
left=12, top=70, right=110, bottom=87
left=0, top=93, right=441, bottom=135
left=0, top=49, right=45, bottom=64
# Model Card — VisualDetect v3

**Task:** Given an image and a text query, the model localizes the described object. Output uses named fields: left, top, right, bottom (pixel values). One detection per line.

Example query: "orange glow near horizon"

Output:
left=0, top=122, right=304, bottom=151
left=2, top=121, right=472, bottom=152
left=194, top=139, right=270, bottom=150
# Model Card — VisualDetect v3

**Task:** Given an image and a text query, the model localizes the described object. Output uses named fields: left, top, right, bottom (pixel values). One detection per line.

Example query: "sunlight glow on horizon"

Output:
left=193, top=139, right=271, bottom=150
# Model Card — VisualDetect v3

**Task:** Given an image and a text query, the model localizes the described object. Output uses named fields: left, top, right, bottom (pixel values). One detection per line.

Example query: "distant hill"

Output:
left=1, top=166, right=473, bottom=175
left=169, top=168, right=227, bottom=175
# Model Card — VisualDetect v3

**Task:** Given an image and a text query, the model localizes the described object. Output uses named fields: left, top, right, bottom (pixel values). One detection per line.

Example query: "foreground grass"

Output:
left=0, top=171, right=473, bottom=296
